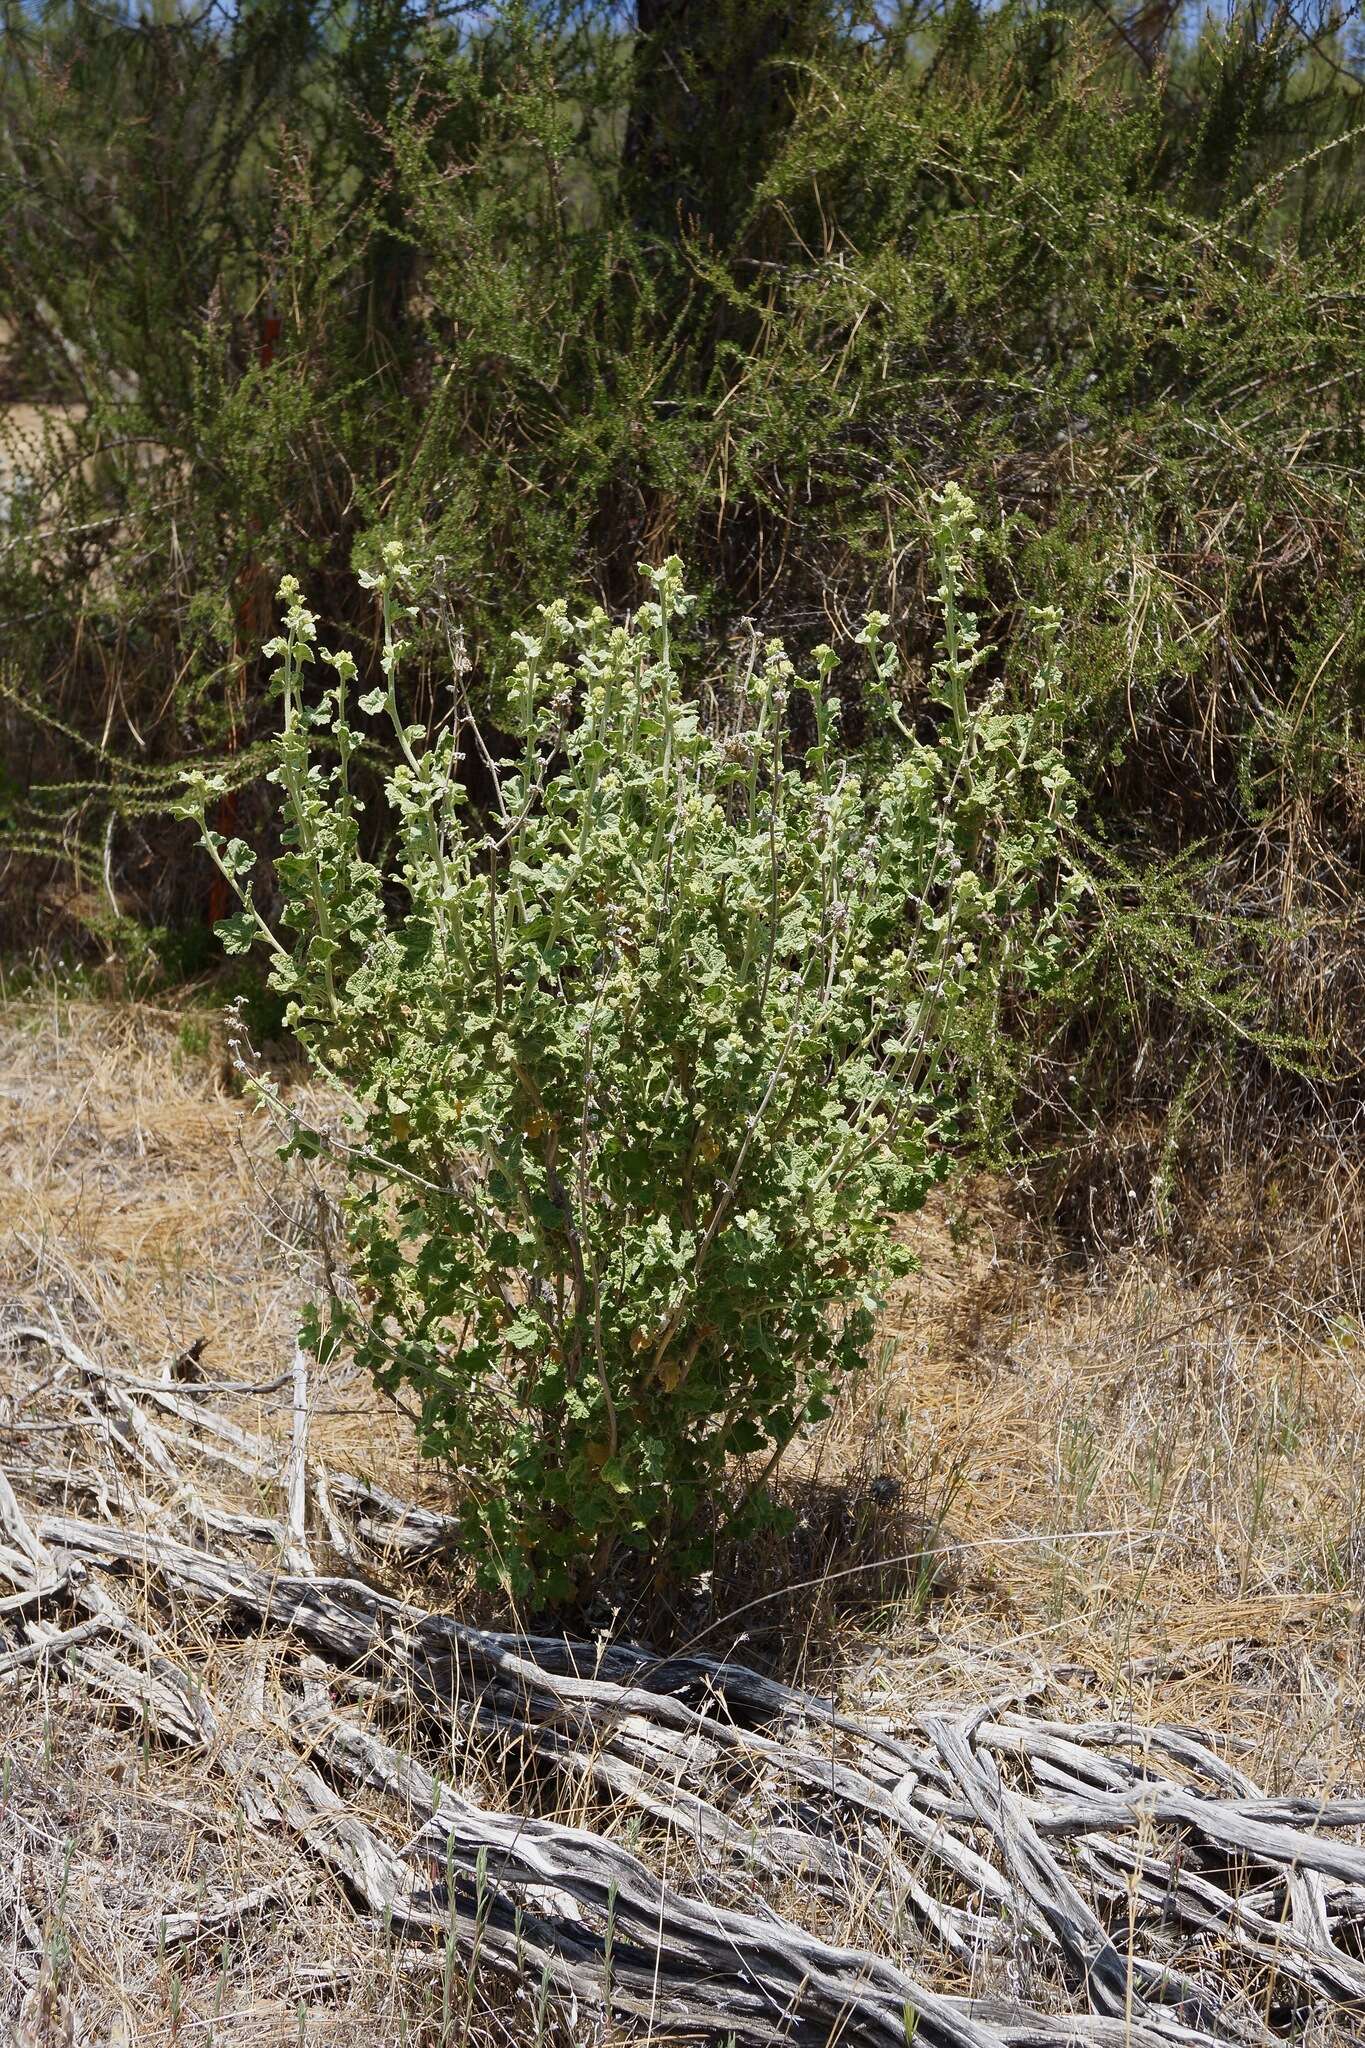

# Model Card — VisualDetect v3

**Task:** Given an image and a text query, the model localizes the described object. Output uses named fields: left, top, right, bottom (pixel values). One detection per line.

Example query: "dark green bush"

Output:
left=3, top=0, right=1364, bottom=1210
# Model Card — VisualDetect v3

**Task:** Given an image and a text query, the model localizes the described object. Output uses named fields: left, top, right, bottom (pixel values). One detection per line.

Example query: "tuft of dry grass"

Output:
left=829, top=1199, right=1365, bottom=1776
left=2, top=994, right=1363, bottom=2045
left=0, top=997, right=432, bottom=1509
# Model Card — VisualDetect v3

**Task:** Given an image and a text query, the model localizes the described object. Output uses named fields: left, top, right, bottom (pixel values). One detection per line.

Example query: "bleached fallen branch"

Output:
left=2, top=1319, right=1364, bottom=2048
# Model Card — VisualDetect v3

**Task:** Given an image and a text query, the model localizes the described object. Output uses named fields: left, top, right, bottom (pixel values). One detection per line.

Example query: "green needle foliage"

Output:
left=5, top=0, right=1365, bottom=1229
left=181, top=488, right=1078, bottom=1598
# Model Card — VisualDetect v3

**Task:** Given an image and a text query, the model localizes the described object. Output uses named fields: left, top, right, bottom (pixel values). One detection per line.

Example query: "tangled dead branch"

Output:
left=1, top=1316, right=1363, bottom=2047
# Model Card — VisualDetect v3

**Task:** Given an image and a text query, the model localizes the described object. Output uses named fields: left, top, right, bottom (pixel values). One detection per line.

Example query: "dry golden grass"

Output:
left=2, top=993, right=1363, bottom=2044
left=0, top=996, right=427, bottom=1501
left=844, top=1206, right=1364, bottom=1768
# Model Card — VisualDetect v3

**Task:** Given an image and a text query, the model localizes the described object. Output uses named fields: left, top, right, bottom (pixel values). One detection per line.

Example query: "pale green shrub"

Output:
left=181, top=487, right=1077, bottom=1600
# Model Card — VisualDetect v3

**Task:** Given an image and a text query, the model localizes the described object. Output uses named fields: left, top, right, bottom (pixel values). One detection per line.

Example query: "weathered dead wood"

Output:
left=284, top=1341, right=314, bottom=1576
left=0, top=1615, right=108, bottom=1676
left=11, top=1320, right=460, bottom=1558
left=8, top=1503, right=1359, bottom=2043
left=1076, top=1833, right=1365, bottom=2010
left=152, top=1882, right=286, bottom=1948
left=0, top=1572, right=73, bottom=1619
left=4, top=1320, right=1365, bottom=2047
left=302, top=1702, right=1233, bottom=2048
